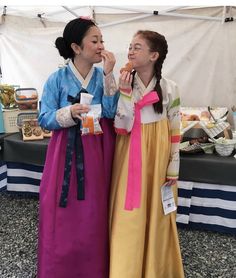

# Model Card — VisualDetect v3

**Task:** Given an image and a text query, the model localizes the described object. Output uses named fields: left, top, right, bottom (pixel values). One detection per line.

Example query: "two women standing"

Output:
left=38, top=17, right=184, bottom=278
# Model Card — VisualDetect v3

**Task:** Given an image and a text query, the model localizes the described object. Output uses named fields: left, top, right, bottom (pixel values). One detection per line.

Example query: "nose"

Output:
left=98, top=42, right=104, bottom=50
left=128, top=52, right=134, bottom=59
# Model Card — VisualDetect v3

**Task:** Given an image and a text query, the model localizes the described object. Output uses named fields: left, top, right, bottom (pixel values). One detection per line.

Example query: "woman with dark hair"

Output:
left=37, top=17, right=119, bottom=278
left=109, top=30, right=184, bottom=277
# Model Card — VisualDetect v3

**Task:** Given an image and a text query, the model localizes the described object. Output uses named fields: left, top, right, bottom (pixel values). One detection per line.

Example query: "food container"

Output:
left=2, top=108, right=20, bottom=133
left=17, top=112, right=52, bottom=138
left=17, top=111, right=42, bottom=141
left=199, top=143, right=215, bottom=154
left=14, top=88, right=38, bottom=110
left=17, top=111, right=39, bottom=130
left=21, top=118, right=43, bottom=141
left=214, top=138, right=236, bottom=156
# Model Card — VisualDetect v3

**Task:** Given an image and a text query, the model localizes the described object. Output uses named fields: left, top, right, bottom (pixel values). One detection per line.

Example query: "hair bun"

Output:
left=55, top=37, right=65, bottom=49
left=55, top=36, right=73, bottom=59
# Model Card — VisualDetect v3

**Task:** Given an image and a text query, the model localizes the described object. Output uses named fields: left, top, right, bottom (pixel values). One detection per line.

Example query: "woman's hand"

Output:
left=119, top=71, right=133, bottom=95
left=70, top=103, right=90, bottom=119
left=166, top=179, right=177, bottom=186
left=101, top=50, right=116, bottom=76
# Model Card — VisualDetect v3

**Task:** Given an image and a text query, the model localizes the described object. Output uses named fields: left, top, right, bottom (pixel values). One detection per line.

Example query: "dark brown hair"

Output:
left=135, top=30, right=168, bottom=113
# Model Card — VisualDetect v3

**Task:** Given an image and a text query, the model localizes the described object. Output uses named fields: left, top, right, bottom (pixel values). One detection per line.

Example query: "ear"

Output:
left=71, top=43, right=81, bottom=55
left=150, top=52, right=159, bottom=62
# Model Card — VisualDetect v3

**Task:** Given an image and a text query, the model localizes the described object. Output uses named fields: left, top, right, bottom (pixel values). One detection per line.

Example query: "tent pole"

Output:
left=98, top=5, right=222, bottom=21
left=222, top=6, right=227, bottom=24
left=222, top=6, right=234, bottom=23
left=159, top=11, right=222, bottom=21
left=99, top=14, right=153, bottom=28
left=159, top=6, right=189, bottom=13
left=1, top=6, right=7, bottom=16
left=46, top=6, right=87, bottom=17
left=62, top=6, right=80, bottom=18
left=98, top=6, right=188, bottom=14
left=97, top=6, right=153, bottom=14
left=90, top=6, right=96, bottom=21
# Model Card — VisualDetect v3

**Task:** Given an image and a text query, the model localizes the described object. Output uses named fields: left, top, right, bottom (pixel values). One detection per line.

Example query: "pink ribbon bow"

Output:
left=125, top=91, right=159, bottom=210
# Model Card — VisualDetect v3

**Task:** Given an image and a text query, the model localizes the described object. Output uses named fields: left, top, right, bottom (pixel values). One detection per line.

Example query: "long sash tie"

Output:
left=125, top=91, right=159, bottom=210
left=59, top=91, right=86, bottom=208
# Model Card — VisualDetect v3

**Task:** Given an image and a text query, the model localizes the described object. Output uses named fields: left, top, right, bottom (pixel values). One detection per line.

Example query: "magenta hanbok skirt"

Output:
left=37, top=119, right=116, bottom=278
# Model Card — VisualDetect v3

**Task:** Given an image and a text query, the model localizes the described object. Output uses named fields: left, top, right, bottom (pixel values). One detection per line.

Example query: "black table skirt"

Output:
left=2, top=132, right=236, bottom=186
left=3, top=132, right=50, bottom=166
left=180, top=153, right=236, bottom=186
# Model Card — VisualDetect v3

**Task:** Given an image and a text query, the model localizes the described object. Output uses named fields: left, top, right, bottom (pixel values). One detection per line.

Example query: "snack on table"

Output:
left=189, top=114, right=200, bottom=121
left=23, top=122, right=32, bottom=137
left=200, top=111, right=211, bottom=121
left=181, top=113, right=200, bottom=121
left=21, top=119, right=44, bottom=141
left=120, top=61, right=133, bottom=74
left=33, top=126, right=42, bottom=136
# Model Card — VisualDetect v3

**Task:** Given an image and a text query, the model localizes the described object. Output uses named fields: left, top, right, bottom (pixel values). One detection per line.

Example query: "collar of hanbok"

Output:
left=134, top=73, right=156, bottom=97
left=69, top=60, right=94, bottom=89
left=114, top=73, right=158, bottom=134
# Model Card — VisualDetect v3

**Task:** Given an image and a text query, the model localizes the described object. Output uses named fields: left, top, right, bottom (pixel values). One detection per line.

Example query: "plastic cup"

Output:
left=80, top=93, right=93, bottom=105
left=80, top=93, right=93, bottom=118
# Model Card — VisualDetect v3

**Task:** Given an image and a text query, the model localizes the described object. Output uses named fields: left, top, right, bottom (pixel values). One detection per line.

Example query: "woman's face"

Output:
left=128, top=34, right=157, bottom=71
left=79, top=26, right=105, bottom=64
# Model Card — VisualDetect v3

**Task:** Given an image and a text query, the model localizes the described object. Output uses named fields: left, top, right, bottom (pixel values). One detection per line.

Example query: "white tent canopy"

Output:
left=0, top=5, right=236, bottom=110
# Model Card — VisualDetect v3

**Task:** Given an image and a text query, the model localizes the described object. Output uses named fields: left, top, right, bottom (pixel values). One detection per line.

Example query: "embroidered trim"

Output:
left=104, top=72, right=117, bottom=96
left=56, top=106, right=77, bottom=128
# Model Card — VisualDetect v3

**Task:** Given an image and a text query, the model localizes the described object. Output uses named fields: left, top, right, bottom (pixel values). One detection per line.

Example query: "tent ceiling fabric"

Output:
left=0, top=5, right=236, bottom=111
left=1, top=5, right=233, bottom=23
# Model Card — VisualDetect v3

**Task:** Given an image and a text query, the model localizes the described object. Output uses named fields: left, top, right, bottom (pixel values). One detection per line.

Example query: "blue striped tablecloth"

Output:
left=177, top=180, right=236, bottom=234
left=0, top=161, right=7, bottom=191
left=1, top=161, right=236, bottom=234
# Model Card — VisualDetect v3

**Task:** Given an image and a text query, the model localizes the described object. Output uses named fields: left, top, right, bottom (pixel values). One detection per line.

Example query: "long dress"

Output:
left=109, top=75, right=185, bottom=278
left=37, top=61, right=118, bottom=278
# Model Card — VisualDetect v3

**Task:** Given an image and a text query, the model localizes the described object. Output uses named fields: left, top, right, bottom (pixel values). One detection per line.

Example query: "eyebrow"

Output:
left=91, top=35, right=102, bottom=39
left=130, top=43, right=142, bottom=46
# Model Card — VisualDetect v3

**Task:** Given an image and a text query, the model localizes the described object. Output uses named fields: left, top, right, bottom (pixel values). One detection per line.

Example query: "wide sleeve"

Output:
left=101, top=71, right=119, bottom=118
left=166, top=82, right=181, bottom=181
left=38, top=73, right=77, bottom=130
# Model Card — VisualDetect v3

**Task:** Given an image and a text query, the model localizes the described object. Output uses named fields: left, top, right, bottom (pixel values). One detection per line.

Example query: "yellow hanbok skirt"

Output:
left=109, top=119, right=185, bottom=278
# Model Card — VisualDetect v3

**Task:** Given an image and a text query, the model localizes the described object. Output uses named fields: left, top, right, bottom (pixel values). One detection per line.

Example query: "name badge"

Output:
left=161, top=181, right=177, bottom=215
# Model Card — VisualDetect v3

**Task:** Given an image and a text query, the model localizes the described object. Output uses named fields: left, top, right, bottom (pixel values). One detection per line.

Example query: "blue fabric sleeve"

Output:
left=102, top=92, right=119, bottom=119
left=38, top=72, right=62, bottom=130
